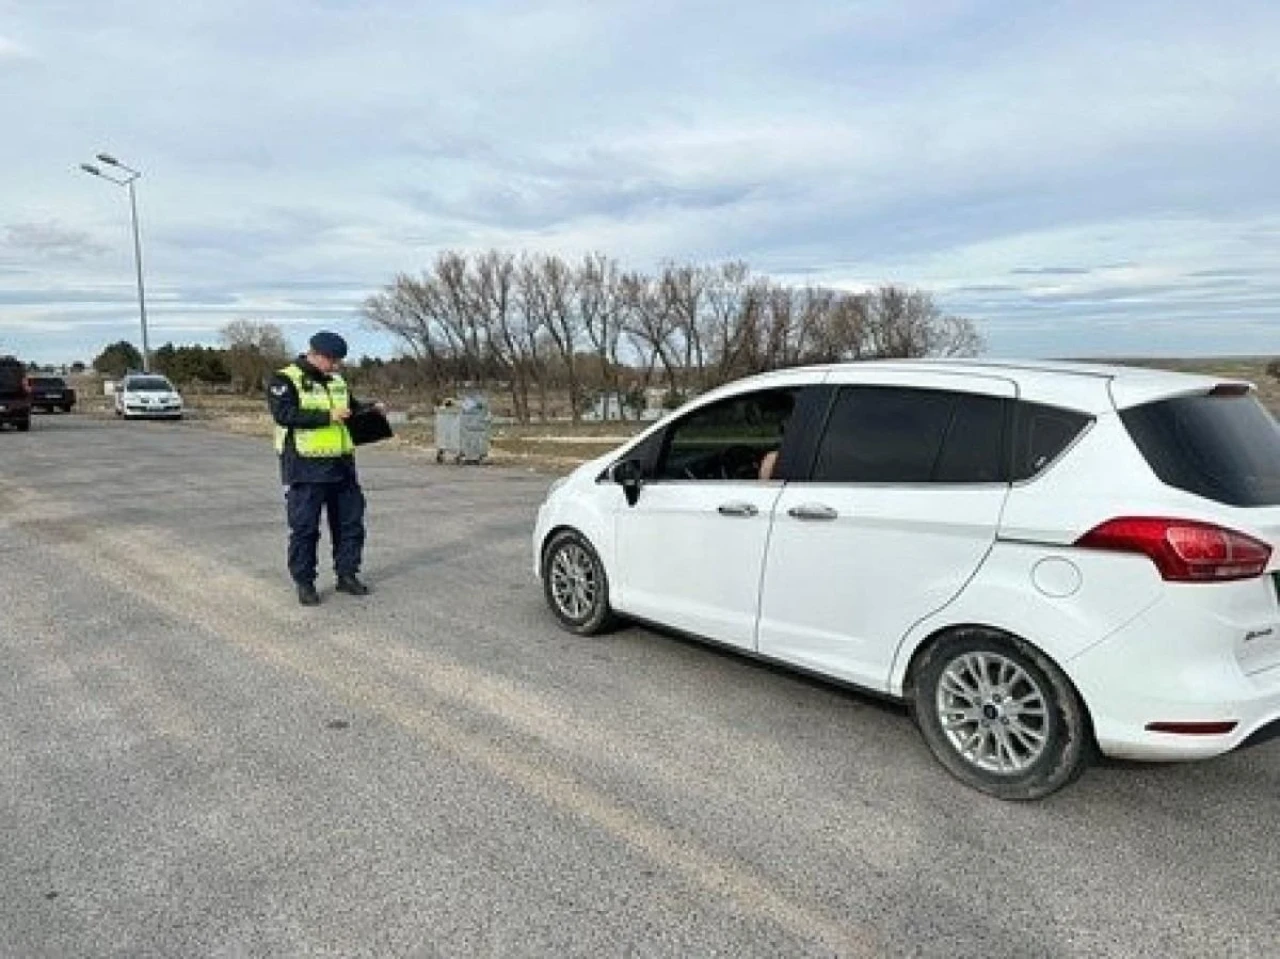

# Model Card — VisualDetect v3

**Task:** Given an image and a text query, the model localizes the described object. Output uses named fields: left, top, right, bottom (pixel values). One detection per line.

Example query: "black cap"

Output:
left=309, top=330, right=348, bottom=360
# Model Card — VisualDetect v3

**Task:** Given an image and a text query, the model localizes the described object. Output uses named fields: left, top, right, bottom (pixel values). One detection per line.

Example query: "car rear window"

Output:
left=32, top=377, right=66, bottom=388
left=1120, top=392, right=1280, bottom=507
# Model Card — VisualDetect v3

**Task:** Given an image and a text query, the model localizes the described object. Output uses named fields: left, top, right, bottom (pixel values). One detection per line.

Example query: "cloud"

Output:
left=1010, top=267, right=1093, bottom=276
left=2, top=222, right=110, bottom=262
left=2, top=0, right=1280, bottom=363
left=0, top=35, right=32, bottom=60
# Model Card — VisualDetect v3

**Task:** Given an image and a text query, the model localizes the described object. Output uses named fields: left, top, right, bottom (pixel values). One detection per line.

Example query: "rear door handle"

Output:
left=788, top=504, right=839, bottom=521
left=718, top=502, right=759, bottom=518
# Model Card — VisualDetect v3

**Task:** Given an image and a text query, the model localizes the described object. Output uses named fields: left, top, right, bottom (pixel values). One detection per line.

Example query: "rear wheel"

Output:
left=542, top=530, right=617, bottom=635
left=16, top=417, right=30, bottom=432
left=910, top=629, right=1093, bottom=800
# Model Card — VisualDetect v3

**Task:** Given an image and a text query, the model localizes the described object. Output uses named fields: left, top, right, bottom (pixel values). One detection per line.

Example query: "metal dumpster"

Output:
left=434, top=395, right=491, bottom=464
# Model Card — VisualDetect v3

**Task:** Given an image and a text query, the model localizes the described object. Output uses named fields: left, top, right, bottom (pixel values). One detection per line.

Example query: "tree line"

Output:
left=363, top=250, right=983, bottom=423
left=91, top=321, right=294, bottom=391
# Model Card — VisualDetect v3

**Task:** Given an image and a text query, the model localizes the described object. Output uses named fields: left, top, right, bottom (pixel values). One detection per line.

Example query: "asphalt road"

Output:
left=2, top=414, right=1278, bottom=958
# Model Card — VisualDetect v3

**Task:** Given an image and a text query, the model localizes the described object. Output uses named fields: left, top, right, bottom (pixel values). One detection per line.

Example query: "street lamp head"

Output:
left=96, top=152, right=119, bottom=166
left=80, top=163, right=102, bottom=176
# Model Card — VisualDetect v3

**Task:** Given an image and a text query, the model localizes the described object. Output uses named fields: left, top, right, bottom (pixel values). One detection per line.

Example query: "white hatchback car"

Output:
left=534, top=360, right=1280, bottom=799
left=114, top=374, right=184, bottom=420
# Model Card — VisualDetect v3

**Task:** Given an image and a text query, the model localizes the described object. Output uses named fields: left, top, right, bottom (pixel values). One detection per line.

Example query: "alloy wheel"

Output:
left=935, top=651, right=1051, bottom=775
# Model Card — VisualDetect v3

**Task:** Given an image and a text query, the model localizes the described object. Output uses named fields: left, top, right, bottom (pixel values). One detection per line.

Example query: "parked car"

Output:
left=29, top=375, right=76, bottom=413
left=0, top=355, right=32, bottom=431
left=534, top=360, right=1280, bottom=799
left=114, top=374, right=184, bottom=419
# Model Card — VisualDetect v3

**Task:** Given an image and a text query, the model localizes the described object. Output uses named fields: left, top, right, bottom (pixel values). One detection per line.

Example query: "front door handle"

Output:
left=718, top=502, right=759, bottom=518
left=788, top=503, right=839, bottom=521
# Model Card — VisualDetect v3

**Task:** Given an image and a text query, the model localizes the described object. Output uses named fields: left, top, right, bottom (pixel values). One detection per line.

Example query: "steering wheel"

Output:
left=719, top=445, right=761, bottom=481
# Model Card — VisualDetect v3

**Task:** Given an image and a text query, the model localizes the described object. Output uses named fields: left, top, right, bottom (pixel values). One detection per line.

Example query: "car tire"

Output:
left=910, top=628, right=1094, bottom=800
left=541, top=530, right=617, bottom=635
left=16, top=417, right=30, bottom=432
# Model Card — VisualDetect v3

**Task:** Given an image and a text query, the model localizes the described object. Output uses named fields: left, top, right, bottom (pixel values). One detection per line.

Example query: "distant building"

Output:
left=584, top=391, right=636, bottom=422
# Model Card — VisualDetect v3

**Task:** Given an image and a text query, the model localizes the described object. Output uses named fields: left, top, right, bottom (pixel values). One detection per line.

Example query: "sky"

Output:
left=1, top=0, right=1278, bottom=365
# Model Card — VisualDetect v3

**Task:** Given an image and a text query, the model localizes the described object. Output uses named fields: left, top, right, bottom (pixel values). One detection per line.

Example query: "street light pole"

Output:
left=79, top=153, right=151, bottom=372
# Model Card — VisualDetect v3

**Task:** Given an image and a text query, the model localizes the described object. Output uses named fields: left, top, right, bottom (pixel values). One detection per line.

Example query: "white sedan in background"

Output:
left=534, top=359, right=1280, bottom=800
left=114, top=374, right=184, bottom=420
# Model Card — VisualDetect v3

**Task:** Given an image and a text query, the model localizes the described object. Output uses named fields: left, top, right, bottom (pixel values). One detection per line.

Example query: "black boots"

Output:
left=297, top=576, right=369, bottom=604
left=336, top=574, right=370, bottom=596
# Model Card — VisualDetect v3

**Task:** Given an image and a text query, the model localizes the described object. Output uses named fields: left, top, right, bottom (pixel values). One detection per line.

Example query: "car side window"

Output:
left=1011, top=402, right=1092, bottom=481
left=656, top=388, right=797, bottom=481
left=809, top=386, right=1008, bottom=484
left=932, top=393, right=1008, bottom=483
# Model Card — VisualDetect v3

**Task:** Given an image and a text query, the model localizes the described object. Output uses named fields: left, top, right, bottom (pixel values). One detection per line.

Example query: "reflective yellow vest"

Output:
left=273, top=364, right=354, bottom=458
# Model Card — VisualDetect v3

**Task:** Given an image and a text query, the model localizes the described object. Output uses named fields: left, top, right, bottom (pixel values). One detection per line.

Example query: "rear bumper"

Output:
left=1069, top=575, right=1280, bottom=761
left=0, top=404, right=31, bottom=422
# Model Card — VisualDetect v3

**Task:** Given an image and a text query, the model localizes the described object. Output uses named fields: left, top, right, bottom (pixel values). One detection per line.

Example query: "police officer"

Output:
left=268, top=331, right=379, bottom=606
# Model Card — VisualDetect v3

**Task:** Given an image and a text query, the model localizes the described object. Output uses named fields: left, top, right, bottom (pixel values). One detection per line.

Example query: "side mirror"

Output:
left=612, top=458, right=644, bottom=507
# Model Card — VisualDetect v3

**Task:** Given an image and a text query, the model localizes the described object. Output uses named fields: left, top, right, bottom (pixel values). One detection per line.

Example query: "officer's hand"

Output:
left=331, top=408, right=352, bottom=423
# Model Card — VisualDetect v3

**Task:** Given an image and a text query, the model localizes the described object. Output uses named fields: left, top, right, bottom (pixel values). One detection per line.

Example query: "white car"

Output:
left=534, top=360, right=1280, bottom=799
left=115, top=374, right=184, bottom=420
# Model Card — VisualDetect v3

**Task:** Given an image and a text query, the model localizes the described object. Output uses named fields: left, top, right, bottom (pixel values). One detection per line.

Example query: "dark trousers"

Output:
left=286, top=478, right=366, bottom=585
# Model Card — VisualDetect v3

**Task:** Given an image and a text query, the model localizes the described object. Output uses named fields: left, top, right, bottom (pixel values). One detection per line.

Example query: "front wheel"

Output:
left=16, top=418, right=30, bottom=432
left=542, top=530, right=617, bottom=635
left=910, top=629, right=1094, bottom=800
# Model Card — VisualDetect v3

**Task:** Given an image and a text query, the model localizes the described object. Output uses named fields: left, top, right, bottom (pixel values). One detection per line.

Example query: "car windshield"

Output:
left=32, top=377, right=66, bottom=388
left=1120, top=391, right=1280, bottom=507
left=128, top=378, right=173, bottom=392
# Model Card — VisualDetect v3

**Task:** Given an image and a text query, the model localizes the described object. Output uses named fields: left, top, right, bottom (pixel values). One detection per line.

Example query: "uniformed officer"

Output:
left=268, top=331, right=379, bottom=606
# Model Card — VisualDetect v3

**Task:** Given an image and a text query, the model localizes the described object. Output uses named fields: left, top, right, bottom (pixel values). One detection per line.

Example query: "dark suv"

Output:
left=0, top=356, right=32, bottom=431
left=30, top=375, right=76, bottom=413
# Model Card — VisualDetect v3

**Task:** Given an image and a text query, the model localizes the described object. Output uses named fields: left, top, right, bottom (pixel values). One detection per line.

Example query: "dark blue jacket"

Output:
left=267, top=356, right=369, bottom=485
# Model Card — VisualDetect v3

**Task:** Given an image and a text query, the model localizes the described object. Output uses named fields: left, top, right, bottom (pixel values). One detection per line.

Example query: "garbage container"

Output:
left=434, top=395, right=490, bottom=464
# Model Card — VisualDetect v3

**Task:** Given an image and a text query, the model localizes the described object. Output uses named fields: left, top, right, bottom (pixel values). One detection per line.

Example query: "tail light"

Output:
left=1075, top=517, right=1271, bottom=582
left=21, top=376, right=32, bottom=396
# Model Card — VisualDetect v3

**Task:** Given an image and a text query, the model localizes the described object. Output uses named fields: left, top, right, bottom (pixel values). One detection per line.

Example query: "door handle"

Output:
left=788, top=503, right=839, bottom=521
left=717, top=502, right=759, bottom=518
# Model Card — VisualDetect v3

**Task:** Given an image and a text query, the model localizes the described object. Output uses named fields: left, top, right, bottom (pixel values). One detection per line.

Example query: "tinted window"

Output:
left=1121, top=393, right=1280, bottom=507
left=1011, top=402, right=1091, bottom=481
left=812, top=386, right=1005, bottom=484
left=605, top=429, right=665, bottom=481
left=657, top=388, right=796, bottom=481
left=127, top=377, right=173, bottom=392
left=32, top=377, right=67, bottom=388
left=933, top=394, right=1008, bottom=483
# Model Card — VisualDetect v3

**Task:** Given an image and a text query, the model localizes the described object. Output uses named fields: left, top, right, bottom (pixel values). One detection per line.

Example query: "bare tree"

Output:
left=528, top=254, right=584, bottom=421
left=577, top=252, right=627, bottom=416
left=660, top=263, right=709, bottom=391
left=362, top=274, right=449, bottom=394
left=703, top=261, right=757, bottom=386
left=432, top=251, right=486, bottom=386
left=864, top=286, right=983, bottom=358
left=469, top=250, right=531, bottom=422
left=621, top=271, right=680, bottom=399
left=220, top=320, right=291, bottom=392
left=364, top=253, right=984, bottom=412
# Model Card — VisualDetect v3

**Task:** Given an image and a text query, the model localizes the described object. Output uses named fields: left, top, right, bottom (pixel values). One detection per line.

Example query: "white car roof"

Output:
left=745, top=357, right=1250, bottom=414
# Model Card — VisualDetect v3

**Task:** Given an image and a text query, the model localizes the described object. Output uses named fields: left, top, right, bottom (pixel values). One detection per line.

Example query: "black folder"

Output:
left=348, top=408, right=394, bottom=446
